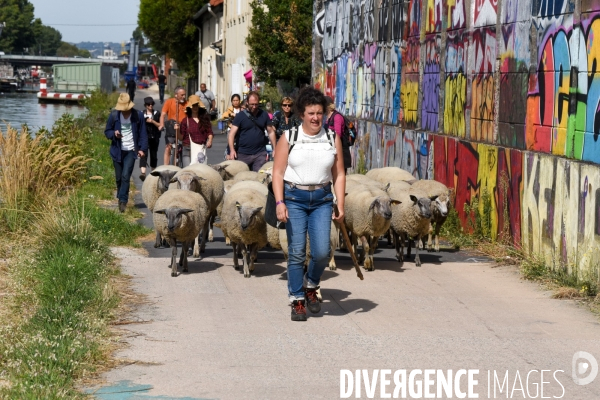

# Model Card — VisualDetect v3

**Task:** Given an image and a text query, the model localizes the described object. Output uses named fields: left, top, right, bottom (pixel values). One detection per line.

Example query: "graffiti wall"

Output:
left=313, top=0, right=600, bottom=279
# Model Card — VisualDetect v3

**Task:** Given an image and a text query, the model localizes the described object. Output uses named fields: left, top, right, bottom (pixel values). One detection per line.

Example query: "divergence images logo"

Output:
left=572, top=351, right=598, bottom=386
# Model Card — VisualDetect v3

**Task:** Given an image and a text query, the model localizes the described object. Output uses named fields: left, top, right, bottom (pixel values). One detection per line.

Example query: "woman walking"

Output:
left=139, top=97, right=161, bottom=181
left=271, top=96, right=300, bottom=141
left=221, top=93, right=242, bottom=127
left=271, top=87, right=346, bottom=321
left=180, top=94, right=213, bottom=166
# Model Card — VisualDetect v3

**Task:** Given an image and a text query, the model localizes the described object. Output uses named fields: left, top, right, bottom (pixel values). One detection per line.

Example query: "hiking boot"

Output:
left=118, top=201, right=127, bottom=213
left=305, top=287, right=321, bottom=313
left=291, top=300, right=307, bottom=321
left=139, top=173, right=146, bottom=181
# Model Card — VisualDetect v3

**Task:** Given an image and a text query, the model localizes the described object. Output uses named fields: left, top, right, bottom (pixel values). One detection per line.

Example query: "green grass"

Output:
left=0, top=92, right=151, bottom=397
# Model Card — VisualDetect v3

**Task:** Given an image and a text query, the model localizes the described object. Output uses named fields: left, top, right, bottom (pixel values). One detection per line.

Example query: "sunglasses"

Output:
left=282, top=104, right=292, bottom=107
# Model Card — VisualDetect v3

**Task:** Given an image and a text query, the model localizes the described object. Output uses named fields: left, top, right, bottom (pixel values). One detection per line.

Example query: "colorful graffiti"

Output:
left=312, top=0, right=600, bottom=278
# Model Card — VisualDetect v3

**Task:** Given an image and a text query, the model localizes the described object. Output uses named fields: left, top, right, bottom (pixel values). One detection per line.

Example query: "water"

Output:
left=0, top=92, right=86, bottom=133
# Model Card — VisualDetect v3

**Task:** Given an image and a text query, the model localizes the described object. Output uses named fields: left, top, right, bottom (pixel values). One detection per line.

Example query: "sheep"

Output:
left=366, top=167, right=416, bottom=184
left=346, top=174, right=387, bottom=192
left=411, top=179, right=452, bottom=252
left=171, top=164, right=224, bottom=257
left=383, top=181, right=412, bottom=246
left=343, top=186, right=400, bottom=271
left=153, top=189, right=209, bottom=277
left=220, top=184, right=268, bottom=278
left=232, top=170, right=268, bottom=184
left=387, top=186, right=437, bottom=267
left=211, top=160, right=250, bottom=180
left=142, top=165, right=182, bottom=248
left=258, top=161, right=274, bottom=185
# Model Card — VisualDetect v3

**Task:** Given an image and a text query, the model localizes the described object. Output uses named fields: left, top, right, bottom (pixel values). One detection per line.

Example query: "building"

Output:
left=193, top=0, right=225, bottom=111
left=194, top=0, right=253, bottom=113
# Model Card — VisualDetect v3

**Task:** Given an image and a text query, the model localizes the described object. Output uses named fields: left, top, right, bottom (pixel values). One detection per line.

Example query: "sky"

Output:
left=30, top=0, right=140, bottom=43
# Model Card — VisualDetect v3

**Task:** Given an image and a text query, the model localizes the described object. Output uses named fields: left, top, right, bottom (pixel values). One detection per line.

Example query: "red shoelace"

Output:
left=305, top=289, right=319, bottom=304
left=294, top=301, right=306, bottom=314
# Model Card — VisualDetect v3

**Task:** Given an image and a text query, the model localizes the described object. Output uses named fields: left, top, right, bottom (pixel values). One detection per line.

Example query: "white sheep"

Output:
left=171, top=164, right=224, bottom=257
left=142, top=165, right=182, bottom=248
left=366, top=167, right=416, bottom=185
left=411, top=179, right=452, bottom=252
left=344, top=186, right=399, bottom=271
left=211, top=160, right=250, bottom=180
left=220, top=184, right=268, bottom=278
left=153, top=189, right=209, bottom=277
left=232, top=170, right=268, bottom=184
left=346, top=174, right=387, bottom=192
left=387, top=186, right=436, bottom=267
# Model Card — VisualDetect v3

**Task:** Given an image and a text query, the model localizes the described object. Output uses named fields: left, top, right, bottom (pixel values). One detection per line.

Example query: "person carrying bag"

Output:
left=180, top=94, right=213, bottom=166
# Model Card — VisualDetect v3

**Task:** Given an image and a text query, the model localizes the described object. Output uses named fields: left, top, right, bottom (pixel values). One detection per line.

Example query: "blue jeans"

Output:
left=285, top=182, right=334, bottom=301
left=159, top=84, right=165, bottom=102
left=113, top=150, right=137, bottom=203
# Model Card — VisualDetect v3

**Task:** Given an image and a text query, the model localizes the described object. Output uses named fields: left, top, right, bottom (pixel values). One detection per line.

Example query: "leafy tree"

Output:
left=32, top=19, right=62, bottom=56
left=246, top=0, right=313, bottom=87
left=0, top=0, right=35, bottom=53
left=56, top=42, right=91, bottom=58
left=132, top=26, right=145, bottom=48
left=138, top=0, right=205, bottom=77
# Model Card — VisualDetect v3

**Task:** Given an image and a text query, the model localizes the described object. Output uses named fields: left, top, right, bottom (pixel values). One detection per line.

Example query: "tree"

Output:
left=32, top=19, right=62, bottom=56
left=246, top=0, right=313, bottom=87
left=132, top=26, right=145, bottom=48
left=56, top=42, right=91, bottom=58
left=138, top=0, right=205, bottom=77
left=0, top=0, right=35, bottom=53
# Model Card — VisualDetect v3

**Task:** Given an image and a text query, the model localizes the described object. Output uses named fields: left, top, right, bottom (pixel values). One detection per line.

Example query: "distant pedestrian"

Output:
left=221, top=93, right=242, bottom=123
left=159, top=86, right=188, bottom=166
left=265, top=102, right=274, bottom=120
left=180, top=94, right=213, bottom=166
left=139, top=96, right=161, bottom=181
left=325, top=97, right=353, bottom=172
left=104, top=93, right=148, bottom=213
left=126, top=78, right=136, bottom=102
left=272, top=97, right=300, bottom=141
left=157, top=70, right=167, bottom=103
left=226, top=91, right=276, bottom=171
left=196, top=83, right=216, bottom=115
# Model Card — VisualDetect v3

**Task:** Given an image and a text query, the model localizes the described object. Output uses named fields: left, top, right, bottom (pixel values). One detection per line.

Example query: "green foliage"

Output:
left=132, top=26, right=145, bottom=48
left=31, top=19, right=62, bottom=56
left=247, top=0, right=313, bottom=86
left=79, top=89, right=120, bottom=127
left=355, top=149, right=367, bottom=175
left=138, top=0, right=204, bottom=76
left=56, top=41, right=91, bottom=58
left=0, top=0, right=35, bottom=53
left=260, top=83, right=283, bottom=109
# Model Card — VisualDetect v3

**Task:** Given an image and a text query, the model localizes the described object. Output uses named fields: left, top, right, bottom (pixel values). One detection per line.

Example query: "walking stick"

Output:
left=174, top=100, right=180, bottom=166
left=334, top=204, right=364, bottom=280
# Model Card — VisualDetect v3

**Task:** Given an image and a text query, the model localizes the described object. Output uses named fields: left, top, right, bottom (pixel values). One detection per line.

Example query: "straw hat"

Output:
left=115, top=93, right=135, bottom=111
left=186, top=94, right=205, bottom=109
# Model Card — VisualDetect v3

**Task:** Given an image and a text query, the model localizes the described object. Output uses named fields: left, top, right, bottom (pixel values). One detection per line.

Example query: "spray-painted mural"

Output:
left=313, top=0, right=600, bottom=279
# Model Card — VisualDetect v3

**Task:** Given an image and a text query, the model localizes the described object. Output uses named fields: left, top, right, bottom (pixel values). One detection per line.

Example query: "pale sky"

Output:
left=30, top=0, right=140, bottom=43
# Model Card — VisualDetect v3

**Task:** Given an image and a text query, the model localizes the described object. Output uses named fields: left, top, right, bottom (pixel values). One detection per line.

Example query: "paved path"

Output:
left=90, top=90, right=600, bottom=399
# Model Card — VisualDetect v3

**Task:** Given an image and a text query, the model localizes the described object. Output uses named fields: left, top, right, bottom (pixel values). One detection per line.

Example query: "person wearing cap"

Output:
left=104, top=93, right=148, bottom=213
left=139, top=96, right=161, bottom=181
left=180, top=94, right=213, bottom=166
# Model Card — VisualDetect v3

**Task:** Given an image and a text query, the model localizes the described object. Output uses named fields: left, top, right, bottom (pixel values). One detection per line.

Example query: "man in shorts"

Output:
left=159, top=86, right=187, bottom=165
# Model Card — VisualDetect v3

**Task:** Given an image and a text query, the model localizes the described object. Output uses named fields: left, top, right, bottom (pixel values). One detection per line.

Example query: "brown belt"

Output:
left=285, top=181, right=329, bottom=191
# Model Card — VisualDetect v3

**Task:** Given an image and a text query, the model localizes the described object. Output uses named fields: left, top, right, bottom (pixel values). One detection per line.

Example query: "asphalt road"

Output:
left=89, top=88, right=600, bottom=400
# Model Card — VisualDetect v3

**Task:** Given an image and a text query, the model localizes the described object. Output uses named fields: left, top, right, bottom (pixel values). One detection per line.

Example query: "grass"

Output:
left=0, top=90, right=151, bottom=397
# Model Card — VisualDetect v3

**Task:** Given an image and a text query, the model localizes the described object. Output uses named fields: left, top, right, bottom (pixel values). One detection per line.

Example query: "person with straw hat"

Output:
left=104, top=93, right=148, bottom=213
left=180, top=94, right=213, bottom=166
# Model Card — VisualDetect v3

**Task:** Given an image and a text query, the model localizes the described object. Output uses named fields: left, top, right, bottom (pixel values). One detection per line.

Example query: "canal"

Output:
left=0, top=92, right=86, bottom=133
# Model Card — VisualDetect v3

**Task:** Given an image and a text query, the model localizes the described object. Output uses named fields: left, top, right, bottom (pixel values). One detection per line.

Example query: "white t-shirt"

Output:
left=120, top=113, right=135, bottom=151
left=283, top=125, right=336, bottom=185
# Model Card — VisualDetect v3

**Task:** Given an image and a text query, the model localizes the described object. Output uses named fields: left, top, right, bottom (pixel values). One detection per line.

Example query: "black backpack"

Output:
left=328, top=110, right=356, bottom=147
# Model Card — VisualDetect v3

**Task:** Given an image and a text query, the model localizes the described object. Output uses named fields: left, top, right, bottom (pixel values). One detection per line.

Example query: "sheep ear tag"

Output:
left=391, top=199, right=401, bottom=205
left=155, top=209, right=167, bottom=215
left=236, top=201, right=242, bottom=208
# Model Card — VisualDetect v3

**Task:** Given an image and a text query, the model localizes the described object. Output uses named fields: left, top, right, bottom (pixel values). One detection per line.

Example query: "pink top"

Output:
left=328, top=112, right=345, bottom=138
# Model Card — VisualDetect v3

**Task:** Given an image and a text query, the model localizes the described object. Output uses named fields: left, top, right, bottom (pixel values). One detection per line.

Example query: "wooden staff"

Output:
left=334, top=204, right=364, bottom=280
left=174, top=100, right=180, bottom=166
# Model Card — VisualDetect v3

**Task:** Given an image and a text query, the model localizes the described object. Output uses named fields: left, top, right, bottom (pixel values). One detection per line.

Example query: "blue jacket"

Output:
left=104, top=109, right=148, bottom=162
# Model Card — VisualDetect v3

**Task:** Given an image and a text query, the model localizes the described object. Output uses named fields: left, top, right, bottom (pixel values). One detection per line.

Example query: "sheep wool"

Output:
left=366, top=166, right=415, bottom=184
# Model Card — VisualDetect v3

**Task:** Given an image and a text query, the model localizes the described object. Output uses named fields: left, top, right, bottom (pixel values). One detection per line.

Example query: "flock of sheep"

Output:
left=141, top=162, right=452, bottom=278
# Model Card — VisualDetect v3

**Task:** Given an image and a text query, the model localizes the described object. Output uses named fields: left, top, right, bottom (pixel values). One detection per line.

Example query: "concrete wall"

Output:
left=312, top=0, right=600, bottom=280
left=224, top=0, right=252, bottom=101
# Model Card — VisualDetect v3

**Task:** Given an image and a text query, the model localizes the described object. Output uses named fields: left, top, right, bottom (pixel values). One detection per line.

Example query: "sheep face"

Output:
left=151, top=170, right=179, bottom=193
left=155, top=208, right=194, bottom=232
left=410, top=195, right=436, bottom=219
left=236, top=201, right=263, bottom=231
left=368, top=197, right=400, bottom=220
left=433, top=197, right=449, bottom=217
left=171, top=171, right=206, bottom=192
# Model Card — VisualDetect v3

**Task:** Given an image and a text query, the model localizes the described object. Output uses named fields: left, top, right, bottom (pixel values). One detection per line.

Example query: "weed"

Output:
left=355, top=148, right=367, bottom=175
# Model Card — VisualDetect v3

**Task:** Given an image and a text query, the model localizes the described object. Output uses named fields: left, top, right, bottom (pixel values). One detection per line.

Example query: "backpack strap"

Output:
left=286, top=126, right=300, bottom=154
